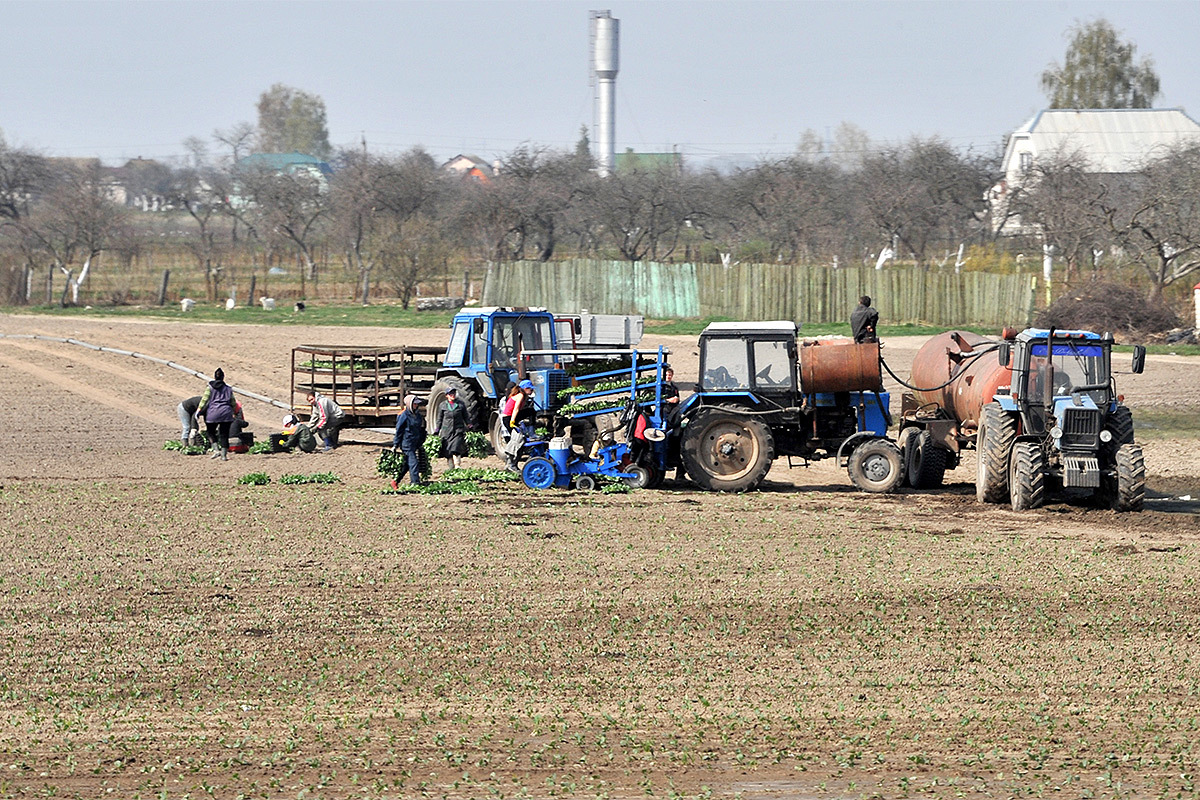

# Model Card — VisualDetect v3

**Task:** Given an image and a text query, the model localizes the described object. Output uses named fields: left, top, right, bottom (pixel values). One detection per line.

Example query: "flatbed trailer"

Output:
left=291, top=344, right=445, bottom=427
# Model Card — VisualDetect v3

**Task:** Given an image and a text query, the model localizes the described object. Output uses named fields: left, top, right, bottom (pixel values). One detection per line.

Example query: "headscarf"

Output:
left=404, top=394, right=418, bottom=413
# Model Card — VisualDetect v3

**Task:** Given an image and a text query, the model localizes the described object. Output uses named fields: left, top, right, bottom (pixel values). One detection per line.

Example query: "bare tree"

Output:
left=856, top=137, right=993, bottom=267
left=1006, top=147, right=1106, bottom=281
left=1098, top=143, right=1200, bottom=301
left=18, top=161, right=128, bottom=305
left=236, top=164, right=329, bottom=286
left=587, top=164, right=697, bottom=262
left=0, top=137, right=49, bottom=221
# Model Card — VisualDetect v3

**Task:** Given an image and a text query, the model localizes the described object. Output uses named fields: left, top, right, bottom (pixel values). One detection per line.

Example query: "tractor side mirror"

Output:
left=996, top=342, right=1011, bottom=367
left=473, top=318, right=484, bottom=336
left=574, top=318, right=583, bottom=335
left=1131, top=345, right=1146, bottom=374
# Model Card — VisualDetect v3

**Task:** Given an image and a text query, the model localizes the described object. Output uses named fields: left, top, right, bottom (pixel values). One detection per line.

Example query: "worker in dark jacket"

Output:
left=433, top=387, right=469, bottom=470
left=851, top=296, right=879, bottom=343
left=198, top=368, right=236, bottom=461
left=392, top=395, right=428, bottom=485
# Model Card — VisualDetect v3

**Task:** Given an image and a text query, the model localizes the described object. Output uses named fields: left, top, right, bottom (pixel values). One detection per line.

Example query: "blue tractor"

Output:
left=985, top=327, right=1147, bottom=511
left=426, top=307, right=570, bottom=452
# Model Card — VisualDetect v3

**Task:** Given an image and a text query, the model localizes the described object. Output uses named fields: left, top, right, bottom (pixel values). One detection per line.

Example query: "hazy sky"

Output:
left=3, top=1, right=1199, bottom=167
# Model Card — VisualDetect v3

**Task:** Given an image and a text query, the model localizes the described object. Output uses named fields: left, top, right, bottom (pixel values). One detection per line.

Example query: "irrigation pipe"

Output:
left=0, top=332, right=292, bottom=410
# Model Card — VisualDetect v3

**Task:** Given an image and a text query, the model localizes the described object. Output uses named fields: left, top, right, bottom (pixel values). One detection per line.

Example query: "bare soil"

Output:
left=1, top=313, right=1199, bottom=799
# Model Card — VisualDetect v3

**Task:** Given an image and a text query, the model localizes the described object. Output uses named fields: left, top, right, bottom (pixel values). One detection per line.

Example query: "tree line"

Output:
left=0, top=19, right=1195, bottom=311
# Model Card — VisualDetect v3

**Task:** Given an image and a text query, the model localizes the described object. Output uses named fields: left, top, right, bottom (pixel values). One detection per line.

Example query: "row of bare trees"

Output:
left=3, top=131, right=1200, bottom=307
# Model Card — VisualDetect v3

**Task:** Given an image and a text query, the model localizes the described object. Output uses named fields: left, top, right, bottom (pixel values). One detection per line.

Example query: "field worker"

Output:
left=176, top=395, right=201, bottom=447
left=851, top=295, right=879, bottom=344
left=433, top=386, right=469, bottom=470
left=498, top=381, right=520, bottom=442
left=306, top=390, right=346, bottom=453
left=272, top=414, right=316, bottom=453
left=502, top=380, right=536, bottom=471
left=197, top=368, right=236, bottom=461
left=392, top=395, right=428, bottom=485
left=660, top=364, right=681, bottom=427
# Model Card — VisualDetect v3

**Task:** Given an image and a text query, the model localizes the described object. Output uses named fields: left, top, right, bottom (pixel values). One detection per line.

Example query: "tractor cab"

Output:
left=441, top=307, right=566, bottom=408
left=694, top=321, right=799, bottom=400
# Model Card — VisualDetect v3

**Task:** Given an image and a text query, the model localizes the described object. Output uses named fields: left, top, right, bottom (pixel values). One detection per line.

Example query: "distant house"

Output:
left=990, top=108, right=1200, bottom=234
left=112, top=157, right=172, bottom=211
left=615, top=149, right=683, bottom=174
left=442, top=154, right=494, bottom=183
left=231, top=152, right=334, bottom=207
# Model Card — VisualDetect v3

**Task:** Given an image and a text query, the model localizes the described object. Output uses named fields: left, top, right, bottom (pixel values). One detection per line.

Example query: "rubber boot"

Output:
left=210, top=447, right=220, bottom=459
left=220, top=447, right=228, bottom=461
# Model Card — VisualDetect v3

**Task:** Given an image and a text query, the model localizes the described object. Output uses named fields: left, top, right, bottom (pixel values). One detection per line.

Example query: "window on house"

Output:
left=1019, top=152, right=1033, bottom=173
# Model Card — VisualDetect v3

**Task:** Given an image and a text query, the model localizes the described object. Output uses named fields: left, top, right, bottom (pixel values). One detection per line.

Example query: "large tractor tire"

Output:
left=1102, top=404, right=1135, bottom=463
left=427, top=376, right=482, bottom=434
left=489, top=412, right=508, bottom=461
left=680, top=408, right=774, bottom=492
left=847, top=439, right=905, bottom=493
left=906, top=430, right=948, bottom=489
left=976, top=402, right=1017, bottom=504
left=1111, top=443, right=1146, bottom=512
left=1008, top=441, right=1046, bottom=511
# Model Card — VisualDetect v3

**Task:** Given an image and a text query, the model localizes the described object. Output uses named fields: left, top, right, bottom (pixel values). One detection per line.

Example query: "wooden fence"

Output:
left=483, top=260, right=1040, bottom=328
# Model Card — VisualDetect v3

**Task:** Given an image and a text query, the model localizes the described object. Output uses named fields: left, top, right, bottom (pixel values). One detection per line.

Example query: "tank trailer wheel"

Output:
left=1008, top=441, right=1046, bottom=511
left=521, top=456, right=558, bottom=490
left=847, top=439, right=905, bottom=493
left=575, top=474, right=598, bottom=491
left=680, top=408, right=775, bottom=492
left=1111, top=443, right=1146, bottom=512
left=976, top=402, right=1017, bottom=504
left=907, top=430, right=948, bottom=489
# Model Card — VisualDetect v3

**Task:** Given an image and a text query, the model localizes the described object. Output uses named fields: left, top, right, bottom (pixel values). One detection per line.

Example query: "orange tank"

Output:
left=908, top=331, right=1013, bottom=428
left=798, top=340, right=882, bottom=394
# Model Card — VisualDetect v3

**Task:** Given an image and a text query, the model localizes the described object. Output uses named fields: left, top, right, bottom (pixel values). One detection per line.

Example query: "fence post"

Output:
left=157, top=270, right=170, bottom=306
left=46, top=265, right=53, bottom=306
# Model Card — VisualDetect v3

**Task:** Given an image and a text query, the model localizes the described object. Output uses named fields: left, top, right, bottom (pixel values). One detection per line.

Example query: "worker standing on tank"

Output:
left=851, top=296, right=879, bottom=343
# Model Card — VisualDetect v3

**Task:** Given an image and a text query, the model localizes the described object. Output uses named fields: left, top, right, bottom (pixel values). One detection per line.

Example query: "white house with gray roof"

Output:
left=989, top=108, right=1200, bottom=234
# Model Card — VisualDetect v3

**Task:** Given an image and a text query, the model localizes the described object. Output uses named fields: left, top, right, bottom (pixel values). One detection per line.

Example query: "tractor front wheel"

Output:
left=680, top=408, right=775, bottom=492
left=976, top=402, right=1017, bottom=504
left=847, top=439, right=905, bottom=493
left=1111, top=443, right=1146, bottom=512
left=1008, top=441, right=1046, bottom=511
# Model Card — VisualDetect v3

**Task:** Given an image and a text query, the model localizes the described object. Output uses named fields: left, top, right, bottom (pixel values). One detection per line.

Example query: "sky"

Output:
left=3, top=0, right=1200, bottom=168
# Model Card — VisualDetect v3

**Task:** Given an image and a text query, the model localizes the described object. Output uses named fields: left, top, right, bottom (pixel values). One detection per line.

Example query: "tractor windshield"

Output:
left=1026, top=341, right=1108, bottom=403
left=491, top=316, right=555, bottom=369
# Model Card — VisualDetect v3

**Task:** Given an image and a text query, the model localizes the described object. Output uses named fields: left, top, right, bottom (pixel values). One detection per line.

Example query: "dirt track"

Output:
left=1, top=313, right=1199, bottom=798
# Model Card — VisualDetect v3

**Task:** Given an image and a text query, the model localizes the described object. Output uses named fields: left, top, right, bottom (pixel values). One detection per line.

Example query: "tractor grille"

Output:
left=1060, top=406, right=1100, bottom=449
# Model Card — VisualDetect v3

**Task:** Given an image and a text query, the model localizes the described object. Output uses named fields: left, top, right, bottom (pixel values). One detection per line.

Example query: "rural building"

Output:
left=989, top=108, right=1200, bottom=234
left=442, top=154, right=495, bottom=182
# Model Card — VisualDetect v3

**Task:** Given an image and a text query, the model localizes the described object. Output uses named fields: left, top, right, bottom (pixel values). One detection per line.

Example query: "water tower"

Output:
left=590, top=10, right=619, bottom=176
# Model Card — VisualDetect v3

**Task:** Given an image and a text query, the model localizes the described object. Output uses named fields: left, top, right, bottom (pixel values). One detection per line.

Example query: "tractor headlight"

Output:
left=1100, top=429, right=1113, bottom=443
left=1050, top=426, right=1063, bottom=440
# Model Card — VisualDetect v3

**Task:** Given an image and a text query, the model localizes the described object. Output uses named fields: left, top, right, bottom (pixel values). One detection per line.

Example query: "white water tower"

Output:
left=590, top=10, right=619, bottom=176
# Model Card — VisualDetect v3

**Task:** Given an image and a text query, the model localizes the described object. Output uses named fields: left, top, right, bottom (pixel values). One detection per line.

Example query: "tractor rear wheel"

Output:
left=976, top=402, right=1017, bottom=504
left=1008, top=441, right=1045, bottom=511
left=1111, top=443, right=1146, bottom=512
left=847, top=439, right=904, bottom=493
left=907, top=430, right=948, bottom=489
left=680, top=408, right=774, bottom=492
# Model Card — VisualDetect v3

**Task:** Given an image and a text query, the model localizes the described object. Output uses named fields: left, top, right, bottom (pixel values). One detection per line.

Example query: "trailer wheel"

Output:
left=976, top=402, right=1017, bottom=504
left=575, top=475, right=597, bottom=491
left=1111, top=443, right=1146, bottom=512
left=428, top=376, right=481, bottom=435
left=907, top=430, right=948, bottom=489
left=847, top=439, right=904, bottom=493
left=622, top=464, right=653, bottom=490
left=1008, top=441, right=1045, bottom=511
left=680, top=408, right=774, bottom=492
left=521, top=456, right=558, bottom=490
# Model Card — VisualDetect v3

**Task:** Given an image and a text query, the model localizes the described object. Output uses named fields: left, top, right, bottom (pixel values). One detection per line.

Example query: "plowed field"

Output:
left=1, top=313, right=1198, bottom=799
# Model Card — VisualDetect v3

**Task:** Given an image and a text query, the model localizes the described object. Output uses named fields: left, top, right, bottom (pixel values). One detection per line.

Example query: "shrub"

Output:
left=1036, top=280, right=1179, bottom=335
